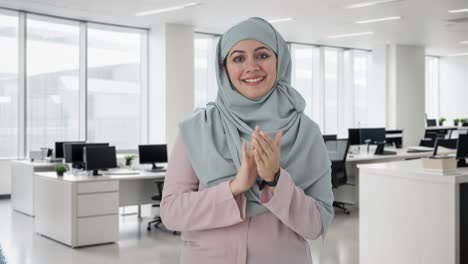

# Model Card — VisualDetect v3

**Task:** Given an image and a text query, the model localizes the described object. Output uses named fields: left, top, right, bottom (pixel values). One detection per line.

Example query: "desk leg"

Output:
left=138, top=205, right=142, bottom=220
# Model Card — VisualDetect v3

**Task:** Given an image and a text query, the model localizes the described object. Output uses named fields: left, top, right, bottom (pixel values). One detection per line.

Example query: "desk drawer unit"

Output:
left=77, top=215, right=118, bottom=246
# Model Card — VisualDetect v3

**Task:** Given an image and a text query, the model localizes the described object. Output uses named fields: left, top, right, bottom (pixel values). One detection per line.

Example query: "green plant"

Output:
left=438, top=117, right=446, bottom=126
left=55, top=164, right=68, bottom=176
left=124, top=154, right=136, bottom=166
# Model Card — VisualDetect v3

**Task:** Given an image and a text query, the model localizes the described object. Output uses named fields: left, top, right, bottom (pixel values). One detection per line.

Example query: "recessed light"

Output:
left=460, top=41, right=468, bottom=44
left=267, top=17, right=294, bottom=23
left=356, top=16, right=402, bottom=24
left=447, top=53, right=468, bottom=57
left=448, top=8, right=468, bottom=13
left=328, top=32, right=374, bottom=39
left=345, top=0, right=403, bottom=9
left=136, top=2, right=199, bottom=16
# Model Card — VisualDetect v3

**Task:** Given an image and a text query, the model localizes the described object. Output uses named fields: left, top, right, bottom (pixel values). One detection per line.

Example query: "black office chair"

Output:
left=433, top=138, right=458, bottom=156
left=419, top=131, right=445, bottom=147
left=327, top=138, right=352, bottom=215
left=323, top=134, right=337, bottom=142
left=147, top=180, right=177, bottom=235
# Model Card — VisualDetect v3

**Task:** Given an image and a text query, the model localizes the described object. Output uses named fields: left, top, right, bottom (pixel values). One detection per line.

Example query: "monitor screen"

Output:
left=64, top=143, right=109, bottom=164
left=139, top=144, right=168, bottom=164
left=55, top=141, right=85, bottom=158
left=348, top=129, right=361, bottom=145
left=433, top=138, right=458, bottom=156
left=84, top=146, right=117, bottom=174
left=360, top=128, right=386, bottom=144
left=457, top=134, right=468, bottom=159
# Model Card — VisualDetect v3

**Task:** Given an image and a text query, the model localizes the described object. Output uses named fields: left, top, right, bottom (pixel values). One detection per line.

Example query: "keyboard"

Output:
left=103, top=169, right=140, bottom=175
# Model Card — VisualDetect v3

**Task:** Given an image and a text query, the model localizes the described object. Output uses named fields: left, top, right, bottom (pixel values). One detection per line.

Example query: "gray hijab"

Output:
left=179, top=17, right=334, bottom=236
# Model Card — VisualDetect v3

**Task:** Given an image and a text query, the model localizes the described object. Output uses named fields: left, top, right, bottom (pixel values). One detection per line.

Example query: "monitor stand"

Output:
left=92, top=170, right=102, bottom=176
left=148, top=163, right=165, bottom=172
left=458, top=159, right=468, bottom=168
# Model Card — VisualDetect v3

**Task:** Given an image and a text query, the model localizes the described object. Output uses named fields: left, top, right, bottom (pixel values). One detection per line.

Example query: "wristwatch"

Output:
left=259, top=169, right=281, bottom=190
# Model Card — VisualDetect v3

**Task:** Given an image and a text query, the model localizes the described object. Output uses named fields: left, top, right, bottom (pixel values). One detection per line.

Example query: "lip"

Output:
left=242, top=76, right=266, bottom=86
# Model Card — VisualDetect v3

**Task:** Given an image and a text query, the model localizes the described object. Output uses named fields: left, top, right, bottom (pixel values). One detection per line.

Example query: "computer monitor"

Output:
left=64, top=142, right=109, bottom=169
left=427, top=119, right=437, bottom=127
left=55, top=141, right=85, bottom=158
left=139, top=144, right=167, bottom=171
left=348, top=129, right=361, bottom=145
left=457, top=134, right=468, bottom=167
left=84, top=146, right=117, bottom=176
left=360, top=128, right=386, bottom=145
left=433, top=138, right=458, bottom=156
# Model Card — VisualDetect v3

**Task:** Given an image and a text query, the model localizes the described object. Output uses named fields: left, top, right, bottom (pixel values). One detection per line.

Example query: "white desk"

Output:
left=358, top=159, right=468, bottom=264
left=34, top=171, right=165, bottom=248
left=10, top=160, right=57, bottom=216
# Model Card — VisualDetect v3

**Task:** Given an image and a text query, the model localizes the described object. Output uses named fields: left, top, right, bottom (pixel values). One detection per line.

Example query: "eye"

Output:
left=257, top=53, right=270, bottom=60
left=232, top=56, right=245, bottom=63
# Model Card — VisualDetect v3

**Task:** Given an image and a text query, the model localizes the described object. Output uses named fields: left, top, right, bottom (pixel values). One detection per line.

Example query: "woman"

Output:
left=160, top=17, right=334, bottom=264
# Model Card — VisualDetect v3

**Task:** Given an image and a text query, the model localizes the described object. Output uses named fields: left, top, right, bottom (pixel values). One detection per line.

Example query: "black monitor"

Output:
left=348, top=129, right=361, bottom=145
left=360, top=128, right=386, bottom=145
left=139, top=144, right=167, bottom=171
left=433, top=138, right=458, bottom=156
left=84, top=146, right=117, bottom=176
left=427, top=119, right=437, bottom=127
left=457, top=134, right=468, bottom=167
left=55, top=141, right=85, bottom=158
left=64, top=142, right=109, bottom=169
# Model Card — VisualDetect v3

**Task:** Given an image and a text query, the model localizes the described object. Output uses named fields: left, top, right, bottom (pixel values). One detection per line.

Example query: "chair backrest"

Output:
left=323, top=134, right=337, bottom=142
left=326, top=139, right=349, bottom=162
left=326, top=139, right=349, bottom=188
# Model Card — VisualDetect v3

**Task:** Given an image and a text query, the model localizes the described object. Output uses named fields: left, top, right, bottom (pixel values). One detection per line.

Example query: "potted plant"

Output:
left=124, top=154, right=136, bottom=167
left=454, top=118, right=460, bottom=126
left=438, top=117, right=446, bottom=126
left=461, top=118, right=468, bottom=126
left=55, top=164, right=68, bottom=177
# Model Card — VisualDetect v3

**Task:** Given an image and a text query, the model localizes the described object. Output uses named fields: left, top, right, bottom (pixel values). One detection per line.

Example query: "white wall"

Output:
left=0, top=160, right=12, bottom=195
left=368, top=44, right=388, bottom=128
left=439, top=57, right=468, bottom=123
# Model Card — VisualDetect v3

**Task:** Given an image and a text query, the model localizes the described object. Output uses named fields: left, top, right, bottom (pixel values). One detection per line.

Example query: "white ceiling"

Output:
left=1, top=0, right=468, bottom=56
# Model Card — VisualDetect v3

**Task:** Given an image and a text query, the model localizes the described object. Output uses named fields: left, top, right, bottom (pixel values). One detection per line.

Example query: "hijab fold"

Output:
left=179, top=17, right=334, bottom=236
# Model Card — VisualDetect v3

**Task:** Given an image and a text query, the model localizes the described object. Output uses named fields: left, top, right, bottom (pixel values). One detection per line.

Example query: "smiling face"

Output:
left=225, top=39, right=277, bottom=100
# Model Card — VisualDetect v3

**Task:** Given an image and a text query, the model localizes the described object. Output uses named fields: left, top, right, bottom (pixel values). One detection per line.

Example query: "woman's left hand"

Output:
left=251, top=126, right=283, bottom=182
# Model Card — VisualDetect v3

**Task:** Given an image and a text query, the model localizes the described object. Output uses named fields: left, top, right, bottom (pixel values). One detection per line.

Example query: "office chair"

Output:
left=433, top=138, right=458, bottom=156
left=385, top=129, right=403, bottom=148
left=327, top=138, right=352, bottom=215
left=322, top=134, right=337, bottom=142
left=147, top=179, right=177, bottom=235
left=419, top=131, right=445, bottom=147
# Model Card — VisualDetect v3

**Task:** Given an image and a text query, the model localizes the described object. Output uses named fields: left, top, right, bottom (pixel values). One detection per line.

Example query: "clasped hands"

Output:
left=230, top=126, right=283, bottom=196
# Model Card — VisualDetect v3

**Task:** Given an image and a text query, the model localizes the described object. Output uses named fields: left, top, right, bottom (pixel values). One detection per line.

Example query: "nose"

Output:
left=245, top=57, right=260, bottom=72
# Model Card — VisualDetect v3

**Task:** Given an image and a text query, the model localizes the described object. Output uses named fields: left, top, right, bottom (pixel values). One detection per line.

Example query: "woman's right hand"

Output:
left=230, top=141, right=258, bottom=196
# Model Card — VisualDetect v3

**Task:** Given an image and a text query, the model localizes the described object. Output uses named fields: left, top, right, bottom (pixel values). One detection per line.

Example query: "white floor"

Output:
left=0, top=199, right=358, bottom=264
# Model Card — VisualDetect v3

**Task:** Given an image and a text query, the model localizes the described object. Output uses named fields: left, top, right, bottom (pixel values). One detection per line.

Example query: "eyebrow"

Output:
left=229, top=46, right=272, bottom=58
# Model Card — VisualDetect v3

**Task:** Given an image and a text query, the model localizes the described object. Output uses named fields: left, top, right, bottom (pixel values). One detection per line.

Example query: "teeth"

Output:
left=244, top=77, right=264, bottom=83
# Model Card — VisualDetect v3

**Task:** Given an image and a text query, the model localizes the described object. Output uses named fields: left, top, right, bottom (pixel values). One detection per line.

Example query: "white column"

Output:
left=148, top=24, right=194, bottom=154
left=388, top=44, right=426, bottom=147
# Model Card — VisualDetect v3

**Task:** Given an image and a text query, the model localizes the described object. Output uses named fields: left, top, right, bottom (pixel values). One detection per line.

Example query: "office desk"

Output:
left=338, top=147, right=454, bottom=206
left=358, top=159, right=468, bottom=264
left=10, top=160, right=57, bottom=216
left=34, top=171, right=165, bottom=248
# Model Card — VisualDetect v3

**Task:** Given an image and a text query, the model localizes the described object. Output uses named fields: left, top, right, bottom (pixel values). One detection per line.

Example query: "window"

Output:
left=194, top=33, right=219, bottom=109
left=87, top=24, right=146, bottom=149
left=324, top=48, right=339, bottom=134
left=291, top=44, right=316, bottom=119
left=0, top=11, right=18, bottom=158
left=26, top=15, right=80, bottom=152
left=425, top=56, right=439, bottom=119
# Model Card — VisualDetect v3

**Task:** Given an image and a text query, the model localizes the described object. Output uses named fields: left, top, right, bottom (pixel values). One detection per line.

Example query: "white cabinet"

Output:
left=35, top=175, right=119, bottom=247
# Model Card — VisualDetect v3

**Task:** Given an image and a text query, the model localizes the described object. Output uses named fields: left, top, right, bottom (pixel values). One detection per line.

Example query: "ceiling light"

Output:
left=447, top=53, right=468, bottom=57
left=328, top=32, right=374, bottom=39
left=136, top=3, right=199, bottom=16
left=448, top=8, right=468, bottom=13
left=267, top=17, right=294, bottom=23
left=460, top=41, right=468, bottom=44
left=345, top=0, right=402, bottom=9
left=356, top=16, right=402, bottom=24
